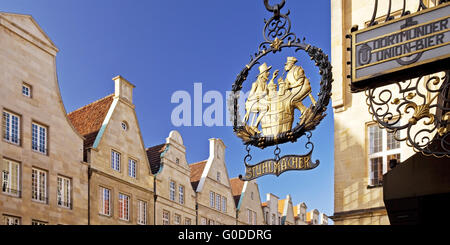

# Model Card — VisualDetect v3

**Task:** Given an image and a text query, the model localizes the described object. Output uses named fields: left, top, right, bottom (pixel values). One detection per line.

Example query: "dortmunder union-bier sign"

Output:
left=352, top=3, right=450, bottom=89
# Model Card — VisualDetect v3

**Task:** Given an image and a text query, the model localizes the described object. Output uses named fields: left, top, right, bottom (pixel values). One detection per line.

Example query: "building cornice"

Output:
left=90, top=167, right=154, bottom=194
left=330, top=206, right=387, bottom=221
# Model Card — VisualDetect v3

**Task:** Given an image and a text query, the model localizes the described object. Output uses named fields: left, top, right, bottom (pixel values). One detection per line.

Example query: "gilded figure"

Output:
left=242, top=57, right=317, bottom=137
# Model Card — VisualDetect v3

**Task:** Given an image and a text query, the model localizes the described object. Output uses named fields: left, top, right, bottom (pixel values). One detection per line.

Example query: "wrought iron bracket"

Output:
left=365, top=71, right=450, bottom=157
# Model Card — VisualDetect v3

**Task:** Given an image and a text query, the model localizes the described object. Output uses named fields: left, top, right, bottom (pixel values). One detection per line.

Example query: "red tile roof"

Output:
left=261, top=201, right=268, bottom=207
left=67, top=94, right=114, bottom=148
left=230, top=178, right=245, bottom=207
left=146, top=144, right=167, bottom=175
left=189, top=160, right=207, bottom=191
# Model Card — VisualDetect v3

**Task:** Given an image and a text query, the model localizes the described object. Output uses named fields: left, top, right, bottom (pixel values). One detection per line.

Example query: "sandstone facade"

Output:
left=0, top=13, right=88, bottom=225
left=329, top=0, right=434, bottom=224
left=68, top=76, right=154, bottom=225
left=190, top=139, right=237, bottom=225
left=148, top=130, right=196, bottom=225
left=231, top=178, right=265, bottom=225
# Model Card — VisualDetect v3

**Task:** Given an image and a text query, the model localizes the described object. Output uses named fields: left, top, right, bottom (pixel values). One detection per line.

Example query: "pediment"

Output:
left=0, top=12, right=57, bottom=50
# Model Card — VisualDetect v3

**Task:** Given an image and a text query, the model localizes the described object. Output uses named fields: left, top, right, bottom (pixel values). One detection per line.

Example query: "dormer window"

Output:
left=22, top=83, right=31, bottom=98
left=175, top=158, right=179, bottom=164
left=216, top=172, right=221, bottom=182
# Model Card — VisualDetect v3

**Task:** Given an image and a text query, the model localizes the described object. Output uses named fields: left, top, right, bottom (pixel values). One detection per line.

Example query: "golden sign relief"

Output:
left=242, top=57, right=316, bottom=138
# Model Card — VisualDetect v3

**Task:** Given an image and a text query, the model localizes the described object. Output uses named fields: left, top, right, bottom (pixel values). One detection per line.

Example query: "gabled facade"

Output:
left=147, top=130, right=196, bottom=225
left=68, top=76, right=154, bottom=225
left=262, top=193, right=282, bottom=225
left=0, top=12, right=88, bottom=225
left=307, top=209, right=320, bottom=225
left=231, top=178, right=265, bottom=225
left=294, top=202, right=308, bottom=225
left=319, top=213, right=329, bottom=225
left=189, top=138, right=236, bottom=225
left=278, top=195, right=295, bottom=225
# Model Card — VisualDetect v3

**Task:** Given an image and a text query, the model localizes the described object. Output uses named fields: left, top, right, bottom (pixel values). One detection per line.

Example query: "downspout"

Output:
left=153, top=144, right=168, bottom=225
left=87, top=166, right=92, bottom=225
left=87, top=148, right=92, bottom=225
left=154, top=176, right=157, bottom=225
left=196, top=201, right=198, bottom=225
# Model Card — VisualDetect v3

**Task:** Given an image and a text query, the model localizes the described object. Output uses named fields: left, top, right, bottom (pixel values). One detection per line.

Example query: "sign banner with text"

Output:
left=351, top=3, right=450, bottom=90
left=239, top=151, right=320, bottom=181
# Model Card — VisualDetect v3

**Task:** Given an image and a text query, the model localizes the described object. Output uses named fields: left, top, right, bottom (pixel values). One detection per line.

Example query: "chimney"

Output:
left=113, top=75, right=135, bottom=103
left=209, top=138, right=226, bottom=160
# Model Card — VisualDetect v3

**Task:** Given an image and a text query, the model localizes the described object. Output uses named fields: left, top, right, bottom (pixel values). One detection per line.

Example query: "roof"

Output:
left=230, top=178, right=245, bottom=207
left=189, top=160, right=207, bottom=191
left=261, top=202, right=268, bottom=207
left=306, top=212, right=312, bottom=224
left=67, top=94, right=114, bottom=148
left=146, top=144, right=168, bottom=175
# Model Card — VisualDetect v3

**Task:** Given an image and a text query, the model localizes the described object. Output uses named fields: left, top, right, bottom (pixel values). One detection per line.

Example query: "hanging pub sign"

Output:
left=228, top=0, right=333, bottom=181
left=351, top=2, right=450, bottom=91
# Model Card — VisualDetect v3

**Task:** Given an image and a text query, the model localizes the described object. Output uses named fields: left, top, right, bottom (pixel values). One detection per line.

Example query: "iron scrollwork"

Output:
left=365, top=71, right=450, bottom=157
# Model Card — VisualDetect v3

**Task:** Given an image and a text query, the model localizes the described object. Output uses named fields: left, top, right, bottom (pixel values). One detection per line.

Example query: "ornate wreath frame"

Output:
left=228, top=0, right=333, bottom=149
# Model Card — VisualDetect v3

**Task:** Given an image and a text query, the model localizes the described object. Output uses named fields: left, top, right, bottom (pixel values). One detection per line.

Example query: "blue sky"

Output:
left=2, top=0, right=333, bottom=222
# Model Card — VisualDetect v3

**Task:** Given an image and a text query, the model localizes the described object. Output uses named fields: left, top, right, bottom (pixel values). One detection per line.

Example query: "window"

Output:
left=2, top=159, right=20, bottom=196
left=175, top=158, right=179, bottom=164
left=179, top=185, right=184, bottom=204
left=222, top=197, right=227, bottom=213
left=185, top=218, right=191, bottom=225
left=201, top=217, right=207, bottom=225
left=162, top=210, right=170, bottom=225
left=100, top=187, right=111, bottom=216
left=174, top=214, right=181, bottom=225
left=251, top=192, right=254, bottom=200
left=118, top=193, right=130, bottom=221
left=32, top=220, right=47, bottom=225
left=208, top=219, right=215, bottom=225
left=32, top=168, right=47, bottom=203
left=170, top=181, right=176, bottom=201
left=138, top=200, right=147, bottom=225
left=216, top=171, right=221, bottom=182
left=3, top=215, right=20, bottom=225
left=32, top=123, right=47, bottom=154
left=22, top=83, right=31, bottom=98
left=57, top=176, right=71, bottom=208
left=128, top=159, right=136, bottom=178
left=121, top=121, right=128, bottom=131
left=368, top=124, right=401, bottom=186
left=3, top=111, right=20, bottom=145
left=111, top=150, right=120, bottom=172
left=210, top=191, right=215, bottom=208
left=216, top=193, right=221, bottom=211
left=248, top=209, right=257, bottom=225
left=271, top=214, right=275, bottom=225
